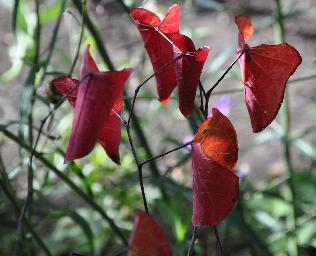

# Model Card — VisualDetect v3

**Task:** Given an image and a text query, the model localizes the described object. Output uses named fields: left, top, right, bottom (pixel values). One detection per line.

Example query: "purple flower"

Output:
left=182, top=134, right=194, bottom=149
left=208, top=96, right=232, bottom=117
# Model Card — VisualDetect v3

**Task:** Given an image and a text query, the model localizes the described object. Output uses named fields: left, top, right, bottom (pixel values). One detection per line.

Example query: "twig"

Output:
left=14, top=0, right=41, bottom=253
left=13, top=73, right=95, bottom=254
left=68, top=0, right=86, bottom=76
left=40, top=0, right=66, bottom=84
left=187, top=227, right=198, bottom=256
left=199, top=81, right=207, bottom=119
left=214, top=226, right=224, bottom=256
left=1, top=128, right=128, bottom=246
left=125, top=54, right=185, bottom=213
left=204, top=51, right=245, bottom=115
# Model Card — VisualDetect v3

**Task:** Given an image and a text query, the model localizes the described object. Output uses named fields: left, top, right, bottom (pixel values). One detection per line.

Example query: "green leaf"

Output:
left=40, top=0, right=63, bottom=25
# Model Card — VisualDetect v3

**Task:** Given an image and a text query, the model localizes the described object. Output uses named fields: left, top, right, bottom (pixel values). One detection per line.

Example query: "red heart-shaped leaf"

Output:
left=129, top=210, right=172, bottom=256
left=192, top=143, right=239, bottom=226
left=53, top=46, right=132, bottom=164
left=52, top=77, right=78, bottom=107
left=172, top=34, right=210, bottom=118
left=194, top=108, right=238, bottom=171
left=235, top=15, right=302, bottom=132
left=131, top=4, right=180, bottom=104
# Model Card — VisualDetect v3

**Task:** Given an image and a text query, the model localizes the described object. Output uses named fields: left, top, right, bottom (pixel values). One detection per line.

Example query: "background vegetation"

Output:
left=0, top=0, right=315, bottom=255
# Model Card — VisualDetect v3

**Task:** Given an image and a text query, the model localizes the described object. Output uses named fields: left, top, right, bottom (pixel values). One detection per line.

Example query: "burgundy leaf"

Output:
left=52, top=46, right=132, bottom=163
left=192, top=143, right=239, bottom=226
left=172, top=34, right=210, bottom=118
left=129, top=210, right=172, bottom=256
left=52, top=77, right=78, bottom=107
left=235, top=15, right=302, bottom=132
left=194, top=108, right=238, bottom=171
left=131, top=4, right=180, bottom=103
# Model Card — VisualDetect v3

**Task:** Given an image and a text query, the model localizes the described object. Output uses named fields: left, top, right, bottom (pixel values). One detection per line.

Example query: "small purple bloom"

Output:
left=208, top=96, right=232, bottom=117
left=182, top=134, right=194, bottom=149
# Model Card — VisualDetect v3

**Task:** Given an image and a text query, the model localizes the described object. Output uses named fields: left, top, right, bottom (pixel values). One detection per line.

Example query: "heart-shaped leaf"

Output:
left=172, top=34, right=210, bottom=118
left=192, top=143, right=239, bottom=226
left=192, top=108, right=239, bottom=226
left=131, top=4, right=180, bottom=104
left=129, top=210, right=172, bottom=256
left=194, top=108, right=238, bottom=171
left=235, top=15, right=302, bottom=132
left=52, top=46, right=132, bottom=164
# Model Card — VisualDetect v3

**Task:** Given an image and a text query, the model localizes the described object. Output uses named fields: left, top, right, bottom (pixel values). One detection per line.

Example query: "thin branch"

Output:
left=126, top=54, right=183, bottom=127
left=199, top=81, right=207, bottom=119
left=68, top=0, right=86, bottom=76
left=125, top=54, right=184, bottom=213
left=40, top=0, right=66, bottom=84
left=187, top=227, right=198, bottom=256
left=140, top=141, right=193, bottom=167
left=14, top=73, right=95, bottom=254
left=214, top=226, right=224, bottom=256
left=1, top=128, right=128, bottom=245
left=204, top=51, right=245, bottom=115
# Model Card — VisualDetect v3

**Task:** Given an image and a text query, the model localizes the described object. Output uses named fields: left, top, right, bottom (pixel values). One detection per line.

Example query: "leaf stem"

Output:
left=204, top=51, right=244, bottom=116
left=214, top=226, right=224, bottom=255
left=187, top=227, right=198, bottom=256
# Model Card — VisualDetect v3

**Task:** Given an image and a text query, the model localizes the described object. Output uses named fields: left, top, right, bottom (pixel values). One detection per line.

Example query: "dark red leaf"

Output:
left=129, top=210, right=172, bottom=256
left=192, top=143, right=239, bottom=226
left=194, top=108, right=238, bottom=171
left=97, top=99, right=123, bottom=165
left=235, top=15, right=302, bottom=132
left=172, top=34, right=210, bottom=118
left=52, top=46, right=132, bottom=163
left=52, top=77, right=78, bottom=107
left=131, top=4, right=180, bottom=104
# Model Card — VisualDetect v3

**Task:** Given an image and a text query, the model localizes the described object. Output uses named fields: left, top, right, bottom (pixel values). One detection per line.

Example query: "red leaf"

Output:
left=129, top=210, right=172, bottom=256
left=52, top=77, right=78, bottom=107
left=235, top=15, right=302, bottom=132
left=192, top=143, right=239, bottom=226
left=172, top=34, right=210, bottom=118
left=97, top=100, right=122, bottom=165
left=53, top=46, right=132, bottom=163
left=194, top=108, right=238, bottom=171
left=131, top=4, right=180, bottom=104
left=235, top=15, right=254, bottom=46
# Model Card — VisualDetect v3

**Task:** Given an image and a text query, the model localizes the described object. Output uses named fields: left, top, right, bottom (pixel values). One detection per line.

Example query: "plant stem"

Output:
left=0, top=156, right=52, bottom=255
left=1, top=128, right=128, bottom=246
left=274, top=1, right=298, bottom=255
left=69, top=0, right=85, bottom=76
left=187, top=227, right=197, bottom=256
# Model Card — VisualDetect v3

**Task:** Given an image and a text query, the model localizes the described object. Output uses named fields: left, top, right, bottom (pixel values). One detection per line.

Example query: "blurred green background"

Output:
left=0, top=0, right=316, bottom=255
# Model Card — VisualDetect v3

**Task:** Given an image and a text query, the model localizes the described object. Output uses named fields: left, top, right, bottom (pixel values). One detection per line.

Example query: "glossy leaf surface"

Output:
left=131, top=4, right=180, bottom=103
left=129, top=211, right=172, bottom=256
left=194, top=108, right=238, bottom=171
left=235, top=15, right=302, bottom=132
left=192, top=143, right=239, bottom=226
left=172, top=34, right=210, bottom=118
left=53, top=46, right=132, bottom=164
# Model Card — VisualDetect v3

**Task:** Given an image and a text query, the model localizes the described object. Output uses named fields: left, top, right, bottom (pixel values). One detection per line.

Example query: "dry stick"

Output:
left=213, top=226, right=224, bottom=256
left=135, top=140, right=193, bottom=214
left=126, top=54, right=184, bottom=214
left=187, top=227, right=198, bottom=256
left=199, top=82, right=207, bottom=119
left=204, top=50, right=245, bottom=114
